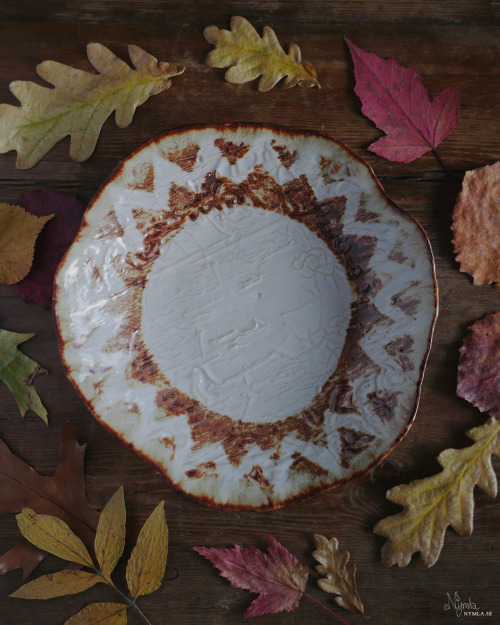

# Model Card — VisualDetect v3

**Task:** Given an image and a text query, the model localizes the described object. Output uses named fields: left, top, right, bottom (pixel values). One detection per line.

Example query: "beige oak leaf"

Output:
left=0, top=43, right=184, bottom=169
left=95, top=486, right=126, bottom=580
left=0, top=203, right=53, bottom=284
left=126, top=501, right=168, bottom=598
left=312, top=534, right=364, bottom=614
left=374, top=417, right=500, bottom=567
left=10, top=570, right=102, bottom=599
left=204, top=16, right=319, bottom=92
left=64, top=602, right=128, bottom=625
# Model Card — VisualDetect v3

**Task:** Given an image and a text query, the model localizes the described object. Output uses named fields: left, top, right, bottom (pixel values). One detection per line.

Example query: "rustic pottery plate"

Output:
left=55, top=124, right=438, bottom=509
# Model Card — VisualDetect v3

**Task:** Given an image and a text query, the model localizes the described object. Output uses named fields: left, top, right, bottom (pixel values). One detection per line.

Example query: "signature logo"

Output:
left=444, top=592, right=492, bottom=617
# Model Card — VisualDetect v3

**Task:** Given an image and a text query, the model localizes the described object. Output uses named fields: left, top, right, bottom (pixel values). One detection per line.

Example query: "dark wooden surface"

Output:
left=1, top=2, right=500, bottom=624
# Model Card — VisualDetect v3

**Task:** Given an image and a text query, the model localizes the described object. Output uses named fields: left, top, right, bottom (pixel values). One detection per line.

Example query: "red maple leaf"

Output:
left=194, top=537, right=308, bottom=618
left=10, top=190, right=86, bottom=310
left=346, top=38, right=459, bottom=165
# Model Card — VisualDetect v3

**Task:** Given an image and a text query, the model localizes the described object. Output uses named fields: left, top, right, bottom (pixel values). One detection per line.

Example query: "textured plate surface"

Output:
left=55, top=124, right=438, bottom=509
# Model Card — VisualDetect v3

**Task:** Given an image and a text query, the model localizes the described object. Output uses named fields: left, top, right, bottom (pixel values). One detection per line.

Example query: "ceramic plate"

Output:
left=55, top=124, right=438, bottom=509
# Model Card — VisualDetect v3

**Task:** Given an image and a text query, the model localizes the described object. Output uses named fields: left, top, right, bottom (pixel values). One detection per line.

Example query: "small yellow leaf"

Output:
left=10, top=570, right=102, bottom=599
left=312, top=534, right=364, bottom=614
left=0, top=203, right=53, bottom=284
left=64, top=602, right=128, bottom=625
left=126, top=501, right=168, bottom=598
left=95, top=486, right=126, bottom=579
left=204, top=16, right=319, bottom=92
left=16, top=509, right=94, bottom=568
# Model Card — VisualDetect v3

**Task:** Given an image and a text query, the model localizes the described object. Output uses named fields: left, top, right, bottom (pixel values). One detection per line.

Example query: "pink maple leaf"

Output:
left=345, top=38, right=459, bottom=165
left=194, top=537, right=308, bottom=618
left=10, top=190, right=86, bottom=310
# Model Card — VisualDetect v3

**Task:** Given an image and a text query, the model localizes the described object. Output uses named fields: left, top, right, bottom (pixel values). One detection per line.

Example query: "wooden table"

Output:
left=1, top=2, right=499, bottom=624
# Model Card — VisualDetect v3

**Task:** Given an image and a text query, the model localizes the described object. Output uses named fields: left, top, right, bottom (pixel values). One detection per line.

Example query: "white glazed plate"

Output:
left=55, top=124, right=438, bottom=509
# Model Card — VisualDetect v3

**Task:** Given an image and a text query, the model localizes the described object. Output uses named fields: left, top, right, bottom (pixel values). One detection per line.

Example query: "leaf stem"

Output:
left=303, top=592, right=352, bottom=624
left=94, top=568, right=154, bottom=625
left=432, top=148, right=451, bottom=177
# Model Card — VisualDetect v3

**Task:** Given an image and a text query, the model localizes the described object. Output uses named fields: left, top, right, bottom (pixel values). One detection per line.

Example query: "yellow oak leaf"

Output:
left=95, top=487, right=126, bottom=580
left=10, top=570, right=102, bottom=599
left=204, top=16, right=319, bottom=92
left=0, top=203, right=53, bottom=284
left=64, top=602, right=128, bottom=625
left=16, top=508, right=94, bottom=568
left=0, top=327, right=47, bottom=423
left=312, top=534, right=364, bottom=614
left=374, top=417, right=500, bottom=567
left=0, top=43, right=184, bottom=169
left=126, top=501, right=168, bottom=598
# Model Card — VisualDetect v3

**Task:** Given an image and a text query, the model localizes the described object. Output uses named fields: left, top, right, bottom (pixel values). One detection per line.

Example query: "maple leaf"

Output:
left=373, top=417, right=500, bottom=567
left=345, top=38, right=459, bottom=164
left=312, top=535, right=364, bottom=614
left=0, top=328, right=47, bottom=423
left=0, top=424, right=99, bottom=577
left=0, top=203, right=53, bottom=284
left=0, top=43, right=184, bottom=169
left=204, top=16, right=319, bottom=92
left=194, top=537, right=308, bottom=618
left=457, top=313, right=500, bottom=416
left=10, top=191, right=86, bottom=310
left=452, top=162, right=500, bottom=287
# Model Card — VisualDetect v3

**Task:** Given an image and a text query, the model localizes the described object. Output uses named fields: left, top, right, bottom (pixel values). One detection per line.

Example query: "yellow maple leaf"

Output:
left=374, top=417, right=500, bottom=567
left=95, top=486, right=126, bottom=580
left=204, top=16, right=319, bottom=92
left=0, top=44, right=183, bottom=169
left=312, top=534, right=364, bottom=614
left=0, top=203, right=53, bottom=284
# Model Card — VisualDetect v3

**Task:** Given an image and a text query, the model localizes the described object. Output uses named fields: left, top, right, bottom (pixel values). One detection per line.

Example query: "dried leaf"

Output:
left=312, top=535, right=364, bottom=614
left=194, top=537, right=308, bottom=618
left=0, top=43, right=183, bottom=169
left=452, top=162, right=500, bottom=287
left=346, top=38, right=459, bottom=163
left=0, top=203, right=53, bottom=284
left=10, top=569, right=101, bottom=599
left=457, top=313, right=500, bottom=416
left=0, top=327, right=47, bottom=423
left=204, top=16, right=319, bottom=92
left=126, top=501, right=168, bottom=598
left=0, top=424, right=100, bottom=577
left=374, top=417, right=500, bottom=567
left=95, top=487, right=126, bottom=580
left=11, top=190, right=86, bottom=310
left=64, top=602, right=128, bottom=625
left=16, top=509, right=94, bottom=568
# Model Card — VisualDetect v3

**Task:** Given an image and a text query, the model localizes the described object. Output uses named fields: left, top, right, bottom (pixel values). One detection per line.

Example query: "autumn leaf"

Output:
left=0, top=424, right=99, bottom=577
left=452, top=162, right=500, bottom=287
left=0, top=43, right=184, bottom=169
left=11, top=190, right=86, bottom=310
left=312, top=535, right=364, bottom=614
left=0, top=327, right=47, bottom=423
left=126, top=501, right=168, bottom=598
left=95, top=487, right=126, bottom=580
left=374, top=417, right=500, bottom=567
left=0, top=203, right=53, bottom=284
left=10, top=569, right=102, bottom=599
left=64, top=602, right=128, bottom=625
left=194, top=537, right=308, bottom=618
left=345, top=38, right=459, bottom=164
left=204, top=16, right=319, bottom=91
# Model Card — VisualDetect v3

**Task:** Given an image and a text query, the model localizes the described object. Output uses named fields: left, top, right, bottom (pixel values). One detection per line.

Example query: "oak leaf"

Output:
left=0, top=424, right=99, bottom=577
left=0, top=43, right=183, bottom=169
left=10, top=569, right=101, bottom=599
left=312, top=534, right=364, bottom=614
left=194, top=537, right=308, bottom=618
left=346, top=38, right=459, bottom=164
left=0, top=203, right=53, bottom=284
left=373, top=417, right=500, bottom=567
left=452, top=162, right=500, bottom=287
left=11, top=191, right=86, bottom=310
left=0, top=327, right=47, bottom=423
left=204, top=16, right=319, bottom=92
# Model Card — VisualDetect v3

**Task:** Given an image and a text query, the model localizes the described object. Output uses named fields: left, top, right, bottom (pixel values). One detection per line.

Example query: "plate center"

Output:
left=141, top=203, right=353, bottom=423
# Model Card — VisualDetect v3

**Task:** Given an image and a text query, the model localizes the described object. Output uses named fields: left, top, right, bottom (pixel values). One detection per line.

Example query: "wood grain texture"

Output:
left=1, top=2, right=499, bottom=624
